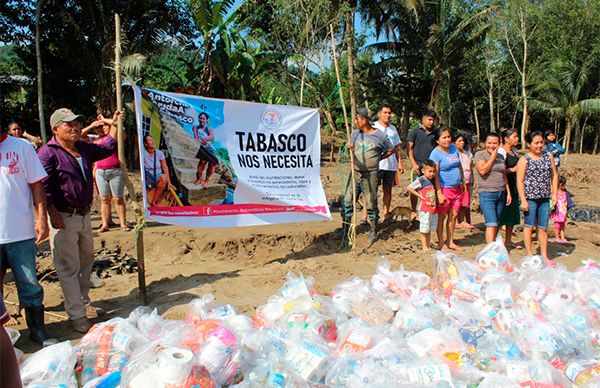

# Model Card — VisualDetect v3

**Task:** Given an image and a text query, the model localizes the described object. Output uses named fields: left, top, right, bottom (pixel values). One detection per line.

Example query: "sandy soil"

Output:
left=4, top=153, right=600, bottom=354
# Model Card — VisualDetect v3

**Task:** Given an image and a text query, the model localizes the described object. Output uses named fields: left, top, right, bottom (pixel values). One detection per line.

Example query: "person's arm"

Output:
left=475, top=150, right=498, bottom=176
left=407, top=141, right=420, bottom=174
left=433, top=161, right=446, bottom=204
left=556, top=142, right=565, bottom=155
left=395, top=145, right=405, bottom=174
left=160, top=158, right=175, bottom=188
left=504, top=172, right=512, bottom=205
left=23, top=132, right=43, bottom=147
left=516, top=157, right=528, bottom=212
left=406, top=180, right=425, bottom=201
left=38, top=149, right=65, bottom=229
left=549, top=153, right=559, bottom=205
left=81, top=119, right=104, bottom=138
left=30, top=181, right=49, bottom=243
left=204, top=127, right=215, bottom=143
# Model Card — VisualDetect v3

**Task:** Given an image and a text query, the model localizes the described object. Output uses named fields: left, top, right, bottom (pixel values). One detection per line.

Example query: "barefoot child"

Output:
left=550, top=176, right=574, bottom=243
left=407, top=159, right=438, bottom=251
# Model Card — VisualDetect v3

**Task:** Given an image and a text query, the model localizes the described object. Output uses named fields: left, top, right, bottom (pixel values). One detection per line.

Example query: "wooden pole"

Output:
left=330, top=24, right=356, bottom=254
left=115, top=13, right=147, bottom=305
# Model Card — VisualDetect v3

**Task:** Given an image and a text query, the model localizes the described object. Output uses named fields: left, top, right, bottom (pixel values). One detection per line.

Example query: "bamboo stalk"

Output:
left=115, top=13, right=147, bottom=305
left=330, top=24, right=356, bottom=254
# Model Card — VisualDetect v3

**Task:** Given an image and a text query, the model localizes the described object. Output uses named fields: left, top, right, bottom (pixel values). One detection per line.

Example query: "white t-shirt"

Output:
left=143, top=148, right=166, bottom=175
left=0, top=136, right=48, bottom=244
left=374, top=121, right=401, bottom=171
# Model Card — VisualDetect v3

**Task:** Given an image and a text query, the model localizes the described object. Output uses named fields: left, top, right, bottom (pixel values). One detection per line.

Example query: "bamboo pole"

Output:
left=115, top=14, right=147, bottom=305
left=330, top=24, right=356, bottom=254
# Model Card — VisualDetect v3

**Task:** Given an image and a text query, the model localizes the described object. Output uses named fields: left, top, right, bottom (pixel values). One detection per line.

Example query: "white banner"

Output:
left=133, top=87, right=331, bottom=228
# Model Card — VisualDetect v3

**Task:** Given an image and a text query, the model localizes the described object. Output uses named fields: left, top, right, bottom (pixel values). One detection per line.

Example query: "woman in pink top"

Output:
left=93, top=116, right=129, bottom=232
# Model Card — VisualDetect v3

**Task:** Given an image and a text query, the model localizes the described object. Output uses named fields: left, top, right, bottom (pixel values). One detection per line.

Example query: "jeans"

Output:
left=479, top=191, right=506, bottom=227
left=523, top=198, right=550, bottom=229
left=343, top=170, right=378, bottom=222
left=0, top=238, right=44, bottom=307
left=95, top=168, right=125, bottom=197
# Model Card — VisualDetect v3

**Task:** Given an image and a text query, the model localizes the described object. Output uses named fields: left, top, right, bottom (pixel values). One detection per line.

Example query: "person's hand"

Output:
left=437, top=191, right=446, bottom=204
left=506, top=192, right=512, bottom=206
left=35, top=219, right=49, bottom=243
left=491, top=147, right=498, bottom=159
left=49, top=212, right=65, bottom=229
left=398, top=164, right=405, bottom=175
left=112, top=109, right=125, bottom=122
left=521, top=201, right=529, bottom=213
left=412, top=163, right=421, bottom=175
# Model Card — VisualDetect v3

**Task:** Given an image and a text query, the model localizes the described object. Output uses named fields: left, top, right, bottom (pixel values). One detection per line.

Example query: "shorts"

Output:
left=95, top=168, right=125, bottom=197
left=479, top=191, right=506, bottom=227
left=378, top=170, right=396, bottom=188
left=196, top=145, right=219, bottom=165
left=419, top=211, right=438, bottom=233
left=437, top=187, right=462, bottom=214
left=554, top=221, right=566, bottom=231
left=523, top=198, right=550, bottom=229
left=460, top=183, right=471, bottom=207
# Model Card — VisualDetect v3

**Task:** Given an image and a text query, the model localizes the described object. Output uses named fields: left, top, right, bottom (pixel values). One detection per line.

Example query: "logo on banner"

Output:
left=261, top=109, right=282, bottom=129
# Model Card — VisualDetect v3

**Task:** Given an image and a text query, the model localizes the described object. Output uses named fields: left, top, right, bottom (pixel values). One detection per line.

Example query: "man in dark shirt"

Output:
left=407, top=109, right=438, bottom=215
left=38, top=108, right=120, bottom=333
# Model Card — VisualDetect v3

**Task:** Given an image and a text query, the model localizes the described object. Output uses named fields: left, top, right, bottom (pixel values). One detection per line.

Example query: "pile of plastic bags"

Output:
left=18, top=238, right=600, bottom=387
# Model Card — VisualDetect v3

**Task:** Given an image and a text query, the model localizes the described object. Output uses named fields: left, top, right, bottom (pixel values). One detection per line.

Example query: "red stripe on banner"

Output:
left=148, top=204, right=329, bottom=217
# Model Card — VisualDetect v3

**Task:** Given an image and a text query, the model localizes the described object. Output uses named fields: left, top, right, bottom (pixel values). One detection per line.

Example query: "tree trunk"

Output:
left=496, top=88, right=501, bottom=130
left=322, top=107, right=338, bottom=162
left=564, top=119, right=573, bottom=156
left=446, top=73, right=452, bottom=127
left=474, top=104, right=481, bottom=146
left=579, top=116, right=588, bottom=154
left=593, top=125, right=600, bottom=154
left=430, top=72, right=442, bottom=114
left=486, top=62, right=496, bottom=133
left=401, top=103, right=410, bottom=141
left=299, top=60, right=306, bottom=106
left=35, top=0, right=47, bottom=142
left=345, top=12, right=357, bottom=125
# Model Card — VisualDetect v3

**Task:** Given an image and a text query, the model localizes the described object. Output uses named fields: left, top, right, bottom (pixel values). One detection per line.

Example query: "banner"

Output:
left=133, top=87, right=331, bottom=228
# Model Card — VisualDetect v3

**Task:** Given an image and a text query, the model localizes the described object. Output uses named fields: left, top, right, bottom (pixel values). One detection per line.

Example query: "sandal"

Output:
left=120, top=226, right=131, bottom=232
left=97, top=226, right=109, bottom=233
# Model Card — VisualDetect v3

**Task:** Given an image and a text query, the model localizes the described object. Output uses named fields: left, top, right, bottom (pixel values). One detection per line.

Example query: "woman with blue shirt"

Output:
left=429, top=127, right=464, bottom=251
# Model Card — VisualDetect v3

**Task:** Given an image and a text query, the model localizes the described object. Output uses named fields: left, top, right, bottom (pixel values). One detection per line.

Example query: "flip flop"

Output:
left=120, top=226, right=131, bottom=232
left=97, top=226, right=109, bottom=233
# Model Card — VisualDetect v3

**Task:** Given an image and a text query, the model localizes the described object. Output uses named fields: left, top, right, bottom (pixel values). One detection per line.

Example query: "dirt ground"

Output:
left=5, top=153, right=600, bottom=354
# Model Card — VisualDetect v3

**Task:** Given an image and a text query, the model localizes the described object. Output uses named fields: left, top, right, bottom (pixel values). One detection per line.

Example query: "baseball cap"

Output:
left=356, top=107, right=371, bottom=120
left=50, top=108, right=83, bottom=127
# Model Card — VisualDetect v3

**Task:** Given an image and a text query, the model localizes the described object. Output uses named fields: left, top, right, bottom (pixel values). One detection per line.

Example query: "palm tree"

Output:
left=529, top=56, right=600, bottom=155
left=426, top=0, right=494, bottom=113
left=188, top=0, right=237, bottom=96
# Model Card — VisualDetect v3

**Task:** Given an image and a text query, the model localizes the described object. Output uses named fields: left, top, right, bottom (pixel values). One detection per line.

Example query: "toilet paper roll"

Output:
left=495, top=309, right=514, bottom=333
left=159, top=347, right=193, bottom=385
left=111, top=332, right=144, bottom=354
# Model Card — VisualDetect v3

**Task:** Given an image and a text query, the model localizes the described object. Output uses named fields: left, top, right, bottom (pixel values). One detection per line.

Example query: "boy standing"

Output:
left=406, top=159, right=438, bottom=251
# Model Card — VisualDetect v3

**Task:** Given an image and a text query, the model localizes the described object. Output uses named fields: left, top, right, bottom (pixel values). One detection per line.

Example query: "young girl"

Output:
left=516, top=130, right=558, bottom=260
left=550, top=176, right=574, bottom=243
left=453, top=131, right=474, bottom=229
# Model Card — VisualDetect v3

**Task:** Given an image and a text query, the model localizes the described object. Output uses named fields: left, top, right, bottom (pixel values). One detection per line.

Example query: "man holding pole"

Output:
left=38, top=108, right=121, bottom=333
left=341, top=108, right=394, bottom=244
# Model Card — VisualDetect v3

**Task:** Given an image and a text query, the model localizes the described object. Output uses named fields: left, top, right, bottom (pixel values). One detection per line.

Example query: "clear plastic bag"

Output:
left=20, top=341, right=78, bottom=388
